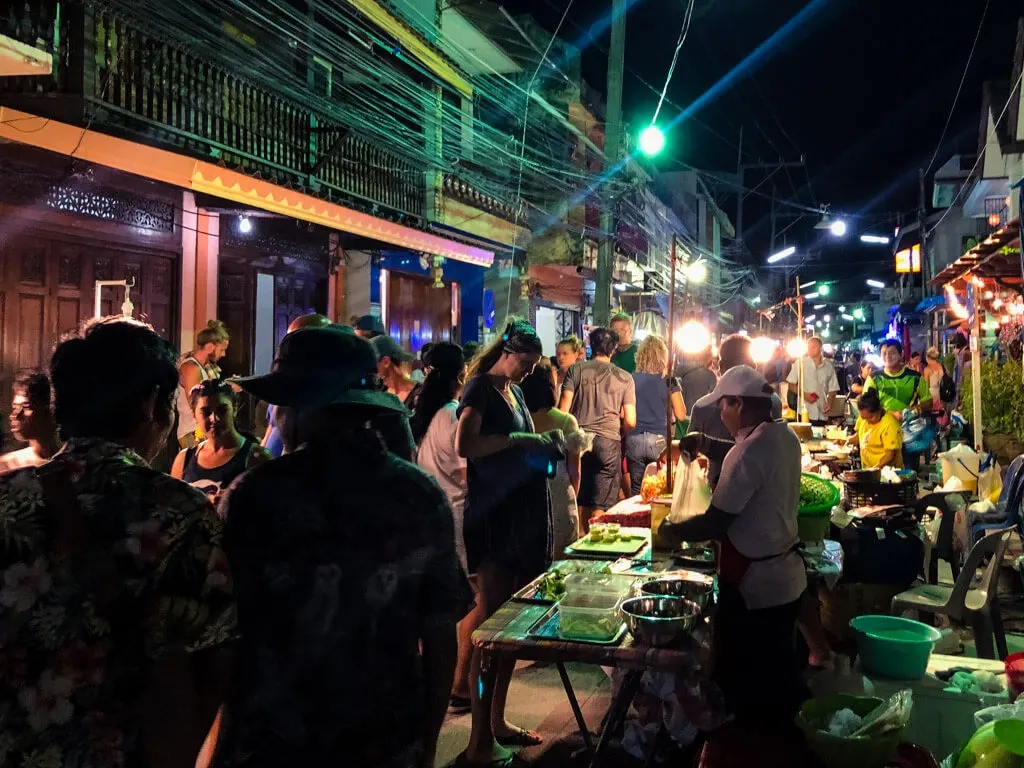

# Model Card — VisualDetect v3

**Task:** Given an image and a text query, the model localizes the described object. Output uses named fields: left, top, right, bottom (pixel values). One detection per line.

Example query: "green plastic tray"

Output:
left=565, top=528, right=650, bottom=558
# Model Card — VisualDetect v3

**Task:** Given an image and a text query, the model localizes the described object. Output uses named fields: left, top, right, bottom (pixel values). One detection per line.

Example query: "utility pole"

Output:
left=918, top=167, right=933, bottom=348
left=595, top=0, right=626, bottom=327
left=735, top=126, right=744, bottom=245
left=918, top=168, right=929, bottom=300
left=736, top=150, right=806, bottom=248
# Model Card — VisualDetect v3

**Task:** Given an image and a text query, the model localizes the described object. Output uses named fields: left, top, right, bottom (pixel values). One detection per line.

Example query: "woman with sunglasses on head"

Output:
left=455, top=320, right=565, bottom=768
left=172, top=378, right=270, bottom=503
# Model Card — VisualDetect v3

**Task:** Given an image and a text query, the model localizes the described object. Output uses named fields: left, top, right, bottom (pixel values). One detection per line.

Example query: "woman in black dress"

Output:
left=456, top=320, right=564, bottom=767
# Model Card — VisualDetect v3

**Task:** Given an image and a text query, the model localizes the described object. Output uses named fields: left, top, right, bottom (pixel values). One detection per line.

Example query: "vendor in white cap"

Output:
left=659, top=365, right=808, bottom=729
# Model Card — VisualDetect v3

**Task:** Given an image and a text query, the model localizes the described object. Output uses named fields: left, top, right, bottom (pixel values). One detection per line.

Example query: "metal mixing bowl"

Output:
left=640, top=577, right=713, bottom=612
left=620, top=595, right=700, bottom=647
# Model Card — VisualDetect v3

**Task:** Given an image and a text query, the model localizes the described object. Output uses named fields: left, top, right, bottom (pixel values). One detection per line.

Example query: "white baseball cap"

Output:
left=708, top=365, right=774, bottom=402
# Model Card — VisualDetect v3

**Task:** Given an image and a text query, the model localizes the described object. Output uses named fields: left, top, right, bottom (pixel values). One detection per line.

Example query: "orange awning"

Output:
left=0, top=106, right=493, bottom=267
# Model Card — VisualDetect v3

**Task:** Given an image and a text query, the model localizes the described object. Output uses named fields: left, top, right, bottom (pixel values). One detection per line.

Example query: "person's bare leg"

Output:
left=798, top=589, right=832, bottom=667
left=452, top=576, right=482, bottom=700
left=463, top=647, right=511, bottom=765
left=491, top=655, right=542, bottom=745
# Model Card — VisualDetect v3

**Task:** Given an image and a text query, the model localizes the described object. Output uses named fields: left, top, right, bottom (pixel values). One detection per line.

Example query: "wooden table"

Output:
left=472, top=557, right=712, bottom=767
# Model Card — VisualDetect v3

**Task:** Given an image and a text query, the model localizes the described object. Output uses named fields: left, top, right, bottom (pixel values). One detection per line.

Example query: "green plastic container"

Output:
left=850, top=614, right=942, bottom=679
left=796, top=694, right=904, bottom=768
left=799, top=473, right=840, bottom=514
left=798, top=473, right=838, bottom=542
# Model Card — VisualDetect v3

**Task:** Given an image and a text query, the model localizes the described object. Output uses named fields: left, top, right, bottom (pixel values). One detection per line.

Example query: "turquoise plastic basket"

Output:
left=850, top=614, right=942, bottom=679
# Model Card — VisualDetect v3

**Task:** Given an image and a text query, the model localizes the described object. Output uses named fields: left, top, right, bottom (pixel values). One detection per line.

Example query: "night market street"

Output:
left=6, top=0, right=1024, bottom=766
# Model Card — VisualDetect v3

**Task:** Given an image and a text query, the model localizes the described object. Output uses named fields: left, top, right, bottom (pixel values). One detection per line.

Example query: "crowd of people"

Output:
left=0, top=305, right=971, bottom=768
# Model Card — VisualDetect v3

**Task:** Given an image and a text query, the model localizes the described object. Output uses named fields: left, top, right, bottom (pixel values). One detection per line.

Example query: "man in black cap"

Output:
left=372, top=334, right=420, bottom=408
left=355, top=313, right=386, bottom=340
left=219, top=326, right=470, bottom=768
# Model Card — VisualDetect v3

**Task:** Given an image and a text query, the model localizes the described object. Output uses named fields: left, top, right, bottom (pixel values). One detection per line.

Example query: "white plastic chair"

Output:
left=891, top=528, right=1012, bottom=659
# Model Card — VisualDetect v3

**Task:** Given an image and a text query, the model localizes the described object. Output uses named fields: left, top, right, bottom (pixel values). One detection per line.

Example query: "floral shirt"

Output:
left=214, top=430, right=470, bottom=767
left=0, top=438, right=235, bottom=768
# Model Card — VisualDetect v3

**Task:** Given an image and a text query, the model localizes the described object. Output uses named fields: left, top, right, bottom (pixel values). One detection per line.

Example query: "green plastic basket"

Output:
left=799, top=473, right=840, bottom=515
left=796, top=695, right=904, bottom=768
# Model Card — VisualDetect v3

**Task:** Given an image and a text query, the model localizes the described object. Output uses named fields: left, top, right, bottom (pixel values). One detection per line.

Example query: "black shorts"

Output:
left=578, top=435, right=622, bottom=509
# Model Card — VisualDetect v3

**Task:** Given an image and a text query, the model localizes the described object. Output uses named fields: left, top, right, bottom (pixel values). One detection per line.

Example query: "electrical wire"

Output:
left=505, top=0, right=576, bottom=324
left=925, top=63, right=1024, bottom=239
left=923, top=0, right=991, bottom=177
left=650, top=0, right=695, bottom=125
left=74, top=0, right=758, bottom=307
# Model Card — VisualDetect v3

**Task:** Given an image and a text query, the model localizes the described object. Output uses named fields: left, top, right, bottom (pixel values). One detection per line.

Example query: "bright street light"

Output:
left=786, top=337, right=808, bottom=358
left=686, top=260, right=708, bottom=284
left=829, top=220, right=847, bottom=237
left=639, top=125, right=666, bottom=157
left=841, top=313, right=854, bottom=321
left=803, top=292, right=820, bottom=300
left=751, top=337, right=777, bottom=364
left=823, top=314, right=831, bottom=322
left=821, top=328, right=830, bottom=338
left=804, top=314, right=817, bottom=323
left=799, top=280, right=817, bottom=290
left=818, top=284, right=831, bottom=296
left=860, top=234, right=890, bottom=245
left=866, top=279, right=885, bottom=289
left=767, top=245, right=797, bottom=263
left=813, top=304, right=826, bottom=310
left=838, top=305, right=847, bottom=312
left=852, top=307, right=865, bottom=320
left=677, top=320, right=711, bottom=354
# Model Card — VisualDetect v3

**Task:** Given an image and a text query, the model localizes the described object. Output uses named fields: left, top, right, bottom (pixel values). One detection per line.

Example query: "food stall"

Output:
left=930, top=218, right=1023, bottom=452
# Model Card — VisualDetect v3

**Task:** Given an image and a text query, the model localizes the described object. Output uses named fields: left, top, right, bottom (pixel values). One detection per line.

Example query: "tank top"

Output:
left=176, top=355, right=213, bottom=440
left=182, top=437, right=252, bottom=498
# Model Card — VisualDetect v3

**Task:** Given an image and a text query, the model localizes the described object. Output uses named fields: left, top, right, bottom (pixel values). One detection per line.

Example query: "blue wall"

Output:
left=371, top=251, right=485, bottom=348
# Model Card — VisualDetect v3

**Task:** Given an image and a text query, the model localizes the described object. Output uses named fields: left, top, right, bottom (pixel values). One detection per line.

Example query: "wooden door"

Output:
left=274, top=273, right=320, bottom=342
left=0, top=231, right=177, bottom=442
left=387, top=271, right=454, bottom=351
left=217, top=263, right=255, bottom=381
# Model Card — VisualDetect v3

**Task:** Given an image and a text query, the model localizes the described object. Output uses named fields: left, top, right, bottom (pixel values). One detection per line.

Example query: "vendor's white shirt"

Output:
left=787, top=357, right=839, bottom=421
left=711, top=420, right=807, bottom=610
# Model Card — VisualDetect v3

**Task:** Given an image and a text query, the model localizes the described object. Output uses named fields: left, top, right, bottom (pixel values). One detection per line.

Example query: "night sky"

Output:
left=503, top=0, right=1023, bottom=303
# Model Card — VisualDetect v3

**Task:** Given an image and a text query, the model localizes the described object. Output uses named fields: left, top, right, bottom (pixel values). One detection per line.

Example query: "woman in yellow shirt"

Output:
left=855, top=389, right=903, bottom=469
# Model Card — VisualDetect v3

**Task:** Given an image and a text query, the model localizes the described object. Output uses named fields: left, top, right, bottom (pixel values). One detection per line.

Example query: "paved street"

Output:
left=437, top=661, right=616, bottom=766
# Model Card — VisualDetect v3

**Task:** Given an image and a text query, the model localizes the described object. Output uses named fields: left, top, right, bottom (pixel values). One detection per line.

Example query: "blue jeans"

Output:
left=625, top=431, right=667, bottom=497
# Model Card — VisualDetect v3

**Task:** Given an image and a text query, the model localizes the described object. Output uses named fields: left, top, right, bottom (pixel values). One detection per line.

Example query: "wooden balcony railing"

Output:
left=0, top=1, right=425, bottom=218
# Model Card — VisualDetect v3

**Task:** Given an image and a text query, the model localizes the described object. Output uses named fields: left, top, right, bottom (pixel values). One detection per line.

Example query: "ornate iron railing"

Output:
left=1, top=1, right=425, bottom=217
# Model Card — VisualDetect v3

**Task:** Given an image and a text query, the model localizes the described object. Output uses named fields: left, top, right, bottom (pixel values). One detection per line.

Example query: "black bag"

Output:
left=939, top=373, right=956, bottom=404
left=832, top=515, right=923, bottom=585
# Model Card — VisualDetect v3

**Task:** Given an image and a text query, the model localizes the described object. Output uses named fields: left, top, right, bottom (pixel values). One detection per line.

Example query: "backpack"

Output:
left=939, top=373, right=956, bottom=404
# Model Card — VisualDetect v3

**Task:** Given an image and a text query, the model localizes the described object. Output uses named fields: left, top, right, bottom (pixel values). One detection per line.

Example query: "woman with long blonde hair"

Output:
left=626, top=335, right=686, bottom=496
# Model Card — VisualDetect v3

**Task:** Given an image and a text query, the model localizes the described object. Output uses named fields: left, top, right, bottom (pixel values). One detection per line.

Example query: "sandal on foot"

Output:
left=448, top=695, right=472, bottom=714
left=454, top=753, right=526, bottom=768
left=495, top=727, right=543, bottom=747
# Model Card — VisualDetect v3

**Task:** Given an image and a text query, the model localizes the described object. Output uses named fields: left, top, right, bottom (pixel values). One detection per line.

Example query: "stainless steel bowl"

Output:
left=620, top=595, right=700, bottom=647
left=640, top=577, right=713, bottom=612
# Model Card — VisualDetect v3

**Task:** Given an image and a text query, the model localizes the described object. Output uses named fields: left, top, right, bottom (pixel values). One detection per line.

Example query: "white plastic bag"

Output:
left=974, top=697, right=1024, bottom=729
left=668, top=454, right=711, bottom=524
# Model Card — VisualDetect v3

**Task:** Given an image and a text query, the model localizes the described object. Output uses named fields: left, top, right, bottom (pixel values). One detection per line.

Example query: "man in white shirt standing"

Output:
left=783, top=336, right=839, bottom=422
left=659, top=366, right=808, bottom=729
